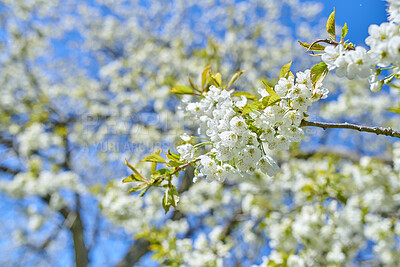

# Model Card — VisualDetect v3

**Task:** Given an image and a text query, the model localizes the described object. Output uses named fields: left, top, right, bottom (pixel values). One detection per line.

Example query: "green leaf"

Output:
left=162, top=188, right=171, bottom=214
left=125, top=159, right=147, bottom=181
left=166, top=150, right=180, bottom=161
left=388, top=105, right=400, bottom=114
left=261, top=81, right=281, bottom=107
left=298, top=41, right=326, bottom=51
left=151, top=149, right=162, bottom=173
left=310, top=62, right=329, bottom=91
left=170, top=85, right=194, bottom=95
left=261, top=96, right=281, bottom=107
left=279, top=61, right=292, bottom=79
left=232, top=91, right=258, bottom=101
left=226, top=70, right=246, bottom=89
left=122, top=174, right=142, bottom=183
left=152, top=168, right=169, bottom=177
left=384, top=75, right=394, bottom=84
left=162, top=187, right=180, bottom=214
left=128, top=183, right=147, bottom=194
left=169, top=187, right=179, bottom=208
left=140, top=153, right=166, bottom=163
left=242, top=101, right=262, bottom=115
left=327, top=8, right=336, bottom=41
left=341, top=23, right=348, bottom=41
left=201, top=64, right=211, bottom=89
left=211, top=73, right=222, bottom=87
left=188, top=75, right=198, bottom=91
left=138, top=186, right=150, bottom=197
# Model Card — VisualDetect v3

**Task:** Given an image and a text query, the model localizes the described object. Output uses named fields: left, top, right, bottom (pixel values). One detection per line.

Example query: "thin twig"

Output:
left=300, top=120, right=400, bottom=139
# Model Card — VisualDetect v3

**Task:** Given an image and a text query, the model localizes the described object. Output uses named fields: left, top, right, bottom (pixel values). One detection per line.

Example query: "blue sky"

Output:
left=321, top=0, right=388, bottom=44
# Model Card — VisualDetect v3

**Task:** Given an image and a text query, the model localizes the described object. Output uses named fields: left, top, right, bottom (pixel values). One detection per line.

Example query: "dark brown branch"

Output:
left=0, top=165, right=19, bottom=175
left=42, top=194, right=89, bottom=267
left=300, top=120, right=400, bottom=139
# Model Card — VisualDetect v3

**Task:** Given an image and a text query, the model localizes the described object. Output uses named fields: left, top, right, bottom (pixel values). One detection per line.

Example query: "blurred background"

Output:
left=0, top=0, right=397, bottom=266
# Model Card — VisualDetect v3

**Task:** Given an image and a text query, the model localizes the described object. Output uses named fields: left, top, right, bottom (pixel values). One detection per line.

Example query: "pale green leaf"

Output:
left=201, top=64, right=211, bottom=89
left=242, top=101, right=262, bottom=115
left=128, top=183, right=147, bottom=194
left=125, top=159, right=147, bottom=181
left=211, top=73, right=222, bottom=87
left=188, top=75, right=198, bottom=91
left=232, top=91, right=258, bottom=101
left=170, top=85, right=194, bottom=95
left=261, top=81, right=281, bottom=106
left=122, top=174, right=142, bottom=183
left=298, top=41, right=326, bottom=51
left=327, top=9, right=336, bottom=41
left=341, top=23, right=348, bottom=41
left=310, top=62, right=329, bottom=91
left=226, top=70, right=246, bottom=89
left=279, top=61, right=292, bottom=79
left=166, top=150, right=180, bottom=161
left=140, top=153, right=166, bottom=163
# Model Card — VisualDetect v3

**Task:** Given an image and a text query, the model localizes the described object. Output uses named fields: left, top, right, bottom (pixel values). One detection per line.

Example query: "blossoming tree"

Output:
left=1, top=0, right=400, bottom=266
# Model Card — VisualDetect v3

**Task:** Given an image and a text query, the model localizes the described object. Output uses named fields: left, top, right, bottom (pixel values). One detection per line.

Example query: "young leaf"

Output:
left=151, top=150, right=162, bottom=173
left=298, top=41, right=326, bottom=51
left=152, top=168, right=169, bottom=177
left=341, top=23, right=348, bottom=42
left=169, top=187, right=179, bottom=208
left=122, top=174, right=142, bottom=183
left=125, top=159, right=147, bottom=181
left=388, top=105, right=400, bottom=114
left=279, top=61, right=292, bottom=79
left=232, top=91, right=258, bottom=101
left=261, top=81, right=281, bottom=106
left=242, top=101, right=262, bottom=115
left=211, top=73, right=222, bottom=87
left=327, top=8, right=336, bottom=41
left=127, top=183, right=147, bottom=194
left=170, top=85, right=194, bottom=95
left=140, top=153, right=166, bottom=163
left=201, top=64, right=211, bottom=89
left=162, top=188, right=171, bottom=214
left=226, top=70, right=246, bottom=90
left=310, top=62, right=329, bottom=91
left=162, top=187, right=180, bottom=213
left=188, top=75, right=198, bottom=91
left=166, top=150, right=180, bottom=161
left=138, top=186, right=150, bottom=197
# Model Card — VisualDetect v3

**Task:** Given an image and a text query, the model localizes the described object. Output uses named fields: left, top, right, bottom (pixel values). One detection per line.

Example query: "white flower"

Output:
left=177, top=143, right=195, bottom=161
left=257, top=156, right=279, bottom=176
left=321, top=44, right=346, bottom=71
left=235, top=95, right=247, bottom=108
left=180, top=133, right=191, bottom=141
left=219, top=131, right=238, bottom=148
left=344, top=46, right=374, bottom=79
left=230, top=116, right=247, bottom=135
left=369, top=72, right=384, bottom=92
left=274, top=76, right=294, bottom=96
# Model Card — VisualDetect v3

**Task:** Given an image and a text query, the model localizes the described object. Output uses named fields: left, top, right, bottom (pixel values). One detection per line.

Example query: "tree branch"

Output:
left=300, top=120, right=400, bottom=139
left=42, top=194, right=89, bottom=267
left=115, top=165, right=195, bottom=267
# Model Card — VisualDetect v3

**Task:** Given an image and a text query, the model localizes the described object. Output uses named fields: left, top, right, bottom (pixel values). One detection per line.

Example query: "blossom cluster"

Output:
left=321, top=1, right=400, bottom=92
left=177, top=70, right=328, bottom=182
